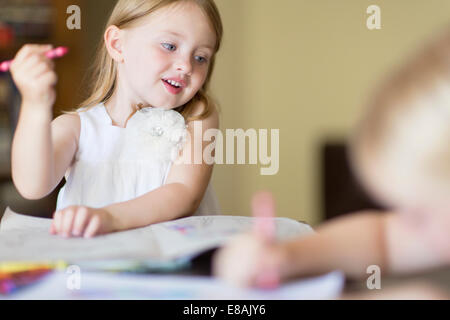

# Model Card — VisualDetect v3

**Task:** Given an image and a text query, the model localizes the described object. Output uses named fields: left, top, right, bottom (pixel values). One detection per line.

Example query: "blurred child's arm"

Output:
left=215, top=210, right=450, bottom=287
left=214, top=211, right=388, bottom=286
left=10, top=44, right=78, bottom=199
left=104, top=103, right=219, bottom=231
left=280, top=211, right=388, bottom=280
left=384, top=212, right=450, bottom=275
left=281, top=212, right=449, bottom=280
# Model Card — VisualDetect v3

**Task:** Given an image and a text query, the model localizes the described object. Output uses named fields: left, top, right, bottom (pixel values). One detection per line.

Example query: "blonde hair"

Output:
left=70, top=0, right=223, bottom=122
left=350, top=28, right=450, bottom=198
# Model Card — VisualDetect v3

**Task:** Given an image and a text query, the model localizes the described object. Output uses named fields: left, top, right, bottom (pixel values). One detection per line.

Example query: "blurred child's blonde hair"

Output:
left=350, top=28, right=450, bottom=202
left=73, top=0, right=223, bottom=122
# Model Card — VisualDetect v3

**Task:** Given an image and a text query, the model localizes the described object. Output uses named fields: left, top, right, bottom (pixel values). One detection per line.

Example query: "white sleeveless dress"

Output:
left=56, top=103, right=221, bottom=216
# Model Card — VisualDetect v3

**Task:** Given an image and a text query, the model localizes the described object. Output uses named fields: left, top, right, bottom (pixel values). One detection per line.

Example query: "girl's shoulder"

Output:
left=187, top=101, right=219, bottom=129
left=52, top=113, right=81, bottom=144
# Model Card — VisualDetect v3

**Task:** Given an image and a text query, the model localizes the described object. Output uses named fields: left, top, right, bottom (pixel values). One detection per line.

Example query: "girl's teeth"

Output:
left=166, top=79, right=181, bottom=88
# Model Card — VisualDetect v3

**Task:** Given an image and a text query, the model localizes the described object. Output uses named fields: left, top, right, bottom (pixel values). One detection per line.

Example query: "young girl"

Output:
left=10, top=0, right=223, bottom=238
left=213, top=29, right=450, bottom=287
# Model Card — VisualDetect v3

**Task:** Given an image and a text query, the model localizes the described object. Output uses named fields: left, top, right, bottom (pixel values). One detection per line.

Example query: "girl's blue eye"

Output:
left=162, top=43, right=176, bottom=51
left=195, top=56, right=208, bottom=64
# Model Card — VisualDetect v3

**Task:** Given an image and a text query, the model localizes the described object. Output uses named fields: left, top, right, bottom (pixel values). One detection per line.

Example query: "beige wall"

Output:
left=210, top=0, right=450, bottom=225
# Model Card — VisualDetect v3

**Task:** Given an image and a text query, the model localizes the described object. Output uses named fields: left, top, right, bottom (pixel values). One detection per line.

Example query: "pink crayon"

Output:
left=0, top=46, right=69, bottom=72
left=252, top=191, right=280, bottom=289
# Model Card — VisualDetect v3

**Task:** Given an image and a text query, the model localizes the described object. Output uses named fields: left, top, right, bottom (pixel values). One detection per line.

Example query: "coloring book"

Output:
left=0, top=207, right=313, bottom=266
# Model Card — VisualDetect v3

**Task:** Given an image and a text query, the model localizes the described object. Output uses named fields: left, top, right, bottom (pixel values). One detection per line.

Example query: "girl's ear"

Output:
left=104, top=25, right=124, bottom=62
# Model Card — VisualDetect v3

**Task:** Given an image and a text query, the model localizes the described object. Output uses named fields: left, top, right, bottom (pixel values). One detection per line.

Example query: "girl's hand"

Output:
left=50, top=206, right=117, bottom=238
left=10, top=44, right=57, bottom=109
left=212, top=233, right=285, bottom=288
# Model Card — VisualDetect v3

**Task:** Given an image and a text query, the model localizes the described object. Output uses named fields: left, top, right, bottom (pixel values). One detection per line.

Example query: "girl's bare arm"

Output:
left=10, top=44, right=79, bottom=199
left=105, top=103, right=219, bottom=231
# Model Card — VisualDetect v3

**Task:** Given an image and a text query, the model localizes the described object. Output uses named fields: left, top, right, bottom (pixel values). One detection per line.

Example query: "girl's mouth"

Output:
left=162, top=79, right=183, bottom=95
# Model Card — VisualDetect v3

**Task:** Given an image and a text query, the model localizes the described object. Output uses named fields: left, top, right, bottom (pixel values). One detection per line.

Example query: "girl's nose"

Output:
left=175, top=56, right=193, bottom=75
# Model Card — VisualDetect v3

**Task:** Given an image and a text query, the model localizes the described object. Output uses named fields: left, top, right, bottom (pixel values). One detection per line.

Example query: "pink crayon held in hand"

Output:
left=252, top=191, right=280, bottom=289
left=0, top=46, right=69, bottom=72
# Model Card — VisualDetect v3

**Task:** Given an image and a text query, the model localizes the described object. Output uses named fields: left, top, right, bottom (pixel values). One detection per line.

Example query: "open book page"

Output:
left=0, top=207, right=313, bottom=264
left=0, top=207, right=52, bottom=232
left=152, top=215, right=313, bottom=260
left=0, top=208, right=162, bottom=262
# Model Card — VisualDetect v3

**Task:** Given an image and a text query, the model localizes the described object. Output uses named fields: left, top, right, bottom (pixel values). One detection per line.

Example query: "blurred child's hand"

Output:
left=212, top=233, right=285, bottom=288
left=49, top=206, right=116, bottom=238
left=10, top=44, right=57, bottom=109
left=214, top=191, right=287, bottom=288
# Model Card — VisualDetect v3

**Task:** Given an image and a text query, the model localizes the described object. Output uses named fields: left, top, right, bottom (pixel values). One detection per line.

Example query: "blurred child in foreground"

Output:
left=213, top=29, right=450, bottom=291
